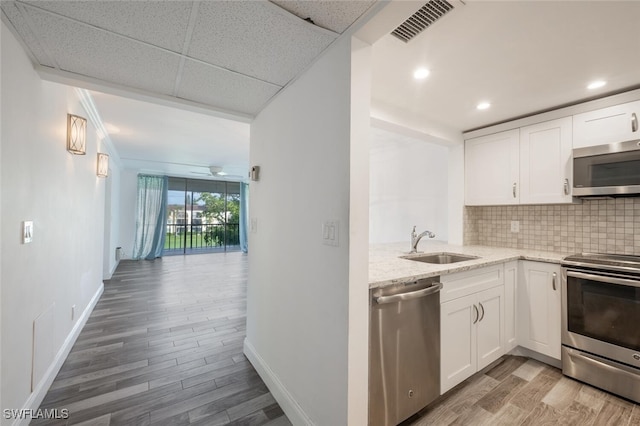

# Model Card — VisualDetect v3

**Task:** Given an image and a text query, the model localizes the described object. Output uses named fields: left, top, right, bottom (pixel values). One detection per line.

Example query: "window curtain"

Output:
left=239, top=182, right=249, bottom=253
left=132, top=175, right=168, bottom=260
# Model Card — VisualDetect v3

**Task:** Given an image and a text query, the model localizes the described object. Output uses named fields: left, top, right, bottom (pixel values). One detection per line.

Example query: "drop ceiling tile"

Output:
left=22, top=0, right=193, bottom=52
left=177, top=59, right=281, bottom=116
left=270, top=0, right=376, bottom=33
left=1, top=1, right=55, bottom=67
left=26, top=8, right=180, bottom=96
left=188, top=1, right=337, bottom=87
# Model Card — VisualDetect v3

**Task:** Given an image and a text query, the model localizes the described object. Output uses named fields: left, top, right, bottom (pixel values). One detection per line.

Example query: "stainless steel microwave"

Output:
left=573, top=139, right=640, bottom=196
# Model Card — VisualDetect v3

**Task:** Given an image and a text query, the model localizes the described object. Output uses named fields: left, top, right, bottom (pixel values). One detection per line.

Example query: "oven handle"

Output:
left=566, top=270, right=640, bottom=288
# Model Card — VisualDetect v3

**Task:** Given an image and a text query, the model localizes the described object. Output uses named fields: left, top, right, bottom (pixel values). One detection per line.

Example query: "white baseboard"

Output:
left=105, top=259, right=120, bottom=280
left=13, top=283, right=104, bottom=426
left=243, top=338, right=314, bottom=426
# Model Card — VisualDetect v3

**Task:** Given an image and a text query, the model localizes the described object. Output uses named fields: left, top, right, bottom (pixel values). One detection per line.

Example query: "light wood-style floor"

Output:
left=406, top=355, right=640, bottom=426
left=36, top=252, right=640, bottom=426
left=35, top=252, right=291, bottom=426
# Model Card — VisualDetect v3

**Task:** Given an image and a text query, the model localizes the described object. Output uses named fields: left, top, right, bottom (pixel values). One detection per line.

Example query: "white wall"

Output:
left=246, top=35, right=370, bottom=425
left=102, top=153, right=123, bottom=278
left=0, top=16, right=3, bottom=412
left=447, top=143, right=465, bottom=245
left=118, top=169, right=138, bottom=259
left=347, top=37, right=371, bottom=425
left=1, top=22, right=107, bottom=423
left=369, top=128, right=450, bottom=244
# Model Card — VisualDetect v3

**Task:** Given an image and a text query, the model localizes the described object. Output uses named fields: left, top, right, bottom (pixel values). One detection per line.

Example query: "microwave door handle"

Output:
left=566, top=270, right=640, bottom=288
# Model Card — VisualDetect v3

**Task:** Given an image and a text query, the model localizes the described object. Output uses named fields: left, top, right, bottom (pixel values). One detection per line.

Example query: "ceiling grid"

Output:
left=1, top=0, right=375, bottom=117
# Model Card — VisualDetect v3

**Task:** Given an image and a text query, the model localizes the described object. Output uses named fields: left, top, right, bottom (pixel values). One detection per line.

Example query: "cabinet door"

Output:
left=520, top=117, right=573, bottom=204
left=518, top=261, right=561, bottom=360
left=504, top=261, right=518, bottom=351
left=465, top=129, right=520, bottom=206
left=476, top=286, right=505, bottom=370
left=441, top=293, right=477, bottom=393
left=573, top=100, right=640, bottom=149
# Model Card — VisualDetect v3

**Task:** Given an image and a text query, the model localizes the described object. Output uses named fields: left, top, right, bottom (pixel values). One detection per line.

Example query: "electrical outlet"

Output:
left=510, top=220, right=520, bottom=233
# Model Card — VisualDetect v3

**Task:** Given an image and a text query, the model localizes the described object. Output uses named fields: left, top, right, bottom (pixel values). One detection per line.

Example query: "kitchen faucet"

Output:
left=410, top=226, right=436, bottom=253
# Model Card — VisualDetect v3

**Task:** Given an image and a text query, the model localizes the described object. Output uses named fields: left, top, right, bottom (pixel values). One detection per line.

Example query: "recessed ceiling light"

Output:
left=413, top=68, right=430, bottom=80
left=476, top=102, right=491, bottom=110
left=587, top=80, right=607, bottom=90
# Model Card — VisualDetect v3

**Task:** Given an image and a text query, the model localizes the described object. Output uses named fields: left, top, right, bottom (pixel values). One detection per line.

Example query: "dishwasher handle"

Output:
left=375, top=283, right=443, bottom=305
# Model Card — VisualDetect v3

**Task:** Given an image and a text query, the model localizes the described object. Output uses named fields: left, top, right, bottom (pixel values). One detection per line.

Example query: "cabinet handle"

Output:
left=564, top=178, right=570, bottom=195
left=472, top=304, right=479, bottom=324
left=513, top=183, right=517, bottom=198
left=632, top=112, right=638, bottom=133
left=552, top=272, right=557, bottom=291
left=478, top=302, right=485, bottom=322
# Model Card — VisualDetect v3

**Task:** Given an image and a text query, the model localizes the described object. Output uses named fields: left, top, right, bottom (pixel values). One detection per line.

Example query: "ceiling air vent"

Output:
left=391, top=0, right=455, bottom=43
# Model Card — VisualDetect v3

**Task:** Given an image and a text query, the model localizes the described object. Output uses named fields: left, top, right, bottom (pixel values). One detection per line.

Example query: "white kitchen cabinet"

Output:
left=573, top=100, right=640, bottom=149
left=504, top=261, right=518, bottom=351
left=518, top=261, right=561, bottom=360
left=519, top=117, right=573, bottom=204
left=476, top=286, right=505, bottom=370
left=440, top=265, right=505, bottom=393
left=465, top=117, right=573, bottom=206
left=465, top=129, right=520, bottom=205
left=441, top=293, right=477, bottom=392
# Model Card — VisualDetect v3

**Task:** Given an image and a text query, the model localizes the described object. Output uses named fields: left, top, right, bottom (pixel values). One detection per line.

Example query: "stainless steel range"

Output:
left=562, top=253, right=640, bottom=403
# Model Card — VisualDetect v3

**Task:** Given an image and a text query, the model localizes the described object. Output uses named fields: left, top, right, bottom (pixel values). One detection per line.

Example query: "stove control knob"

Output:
left=633, top=354, right=640, bottom=361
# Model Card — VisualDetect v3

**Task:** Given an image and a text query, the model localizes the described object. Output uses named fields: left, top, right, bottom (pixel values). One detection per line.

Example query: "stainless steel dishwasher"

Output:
left=369, top=277, right=442, bottom=426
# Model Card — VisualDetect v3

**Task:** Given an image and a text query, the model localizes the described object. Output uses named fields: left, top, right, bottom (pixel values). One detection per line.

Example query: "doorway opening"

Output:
left=165, top=177, right=241, bottom=255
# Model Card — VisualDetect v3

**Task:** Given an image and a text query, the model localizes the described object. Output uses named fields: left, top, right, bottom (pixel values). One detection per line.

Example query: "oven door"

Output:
left=562, top=268, right=640, bottom=369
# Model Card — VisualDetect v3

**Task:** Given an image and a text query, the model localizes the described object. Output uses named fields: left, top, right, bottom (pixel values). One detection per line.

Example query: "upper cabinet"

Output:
left=520, top=117, right=573, bottom=204
left=573, top=100, right=640, bottom=149
left=465, top=117, right=573, bottom=206
left=465, top=129, right=520, bottom=205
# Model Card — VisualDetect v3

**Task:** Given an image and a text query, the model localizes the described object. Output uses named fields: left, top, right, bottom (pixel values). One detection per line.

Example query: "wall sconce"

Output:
left=67, top=113, right=87, bottom=155
left=97, top=153, right=109, bottom=177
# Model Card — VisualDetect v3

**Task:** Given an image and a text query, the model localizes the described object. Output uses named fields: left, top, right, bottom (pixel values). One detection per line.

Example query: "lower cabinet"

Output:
left=440, top=266, right=505, bottom=393
left=439, top=259, right=562, bottom=395
left=504, top=261, right=518, bottom=351
left=517, top=261, right=562, bottom=360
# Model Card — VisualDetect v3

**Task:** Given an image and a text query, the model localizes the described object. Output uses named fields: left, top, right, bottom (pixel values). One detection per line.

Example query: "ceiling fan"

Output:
left=190, top=165, right=245, bottom=180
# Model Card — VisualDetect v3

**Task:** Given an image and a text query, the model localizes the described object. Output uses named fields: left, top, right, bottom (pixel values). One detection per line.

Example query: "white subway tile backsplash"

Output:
left=464, top=198, right=640, bottom=255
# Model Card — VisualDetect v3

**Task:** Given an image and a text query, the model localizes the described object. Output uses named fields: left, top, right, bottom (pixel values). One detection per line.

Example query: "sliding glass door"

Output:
left=165, top=178, right=241, bottom=254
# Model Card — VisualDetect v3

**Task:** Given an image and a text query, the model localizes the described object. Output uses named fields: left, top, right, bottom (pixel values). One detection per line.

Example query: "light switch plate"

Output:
left=22, top=221, right=33, bottom=243
left=322, top=220, right=340, bottom=247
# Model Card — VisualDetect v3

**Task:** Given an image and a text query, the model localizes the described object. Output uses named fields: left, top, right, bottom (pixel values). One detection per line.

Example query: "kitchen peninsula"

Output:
left=369, top=241, right=565, bottom=289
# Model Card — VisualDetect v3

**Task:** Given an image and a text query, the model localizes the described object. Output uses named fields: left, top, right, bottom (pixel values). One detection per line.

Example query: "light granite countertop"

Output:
left=369, top=241, right=567, bottom=289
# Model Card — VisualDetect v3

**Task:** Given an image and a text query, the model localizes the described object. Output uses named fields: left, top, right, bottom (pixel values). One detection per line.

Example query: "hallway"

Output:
left=35, top=253, right=290, bottom=426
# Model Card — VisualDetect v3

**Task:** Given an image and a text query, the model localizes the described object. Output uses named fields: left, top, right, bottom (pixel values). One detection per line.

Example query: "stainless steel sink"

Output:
left=401, top=252, right=480, bottom=264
